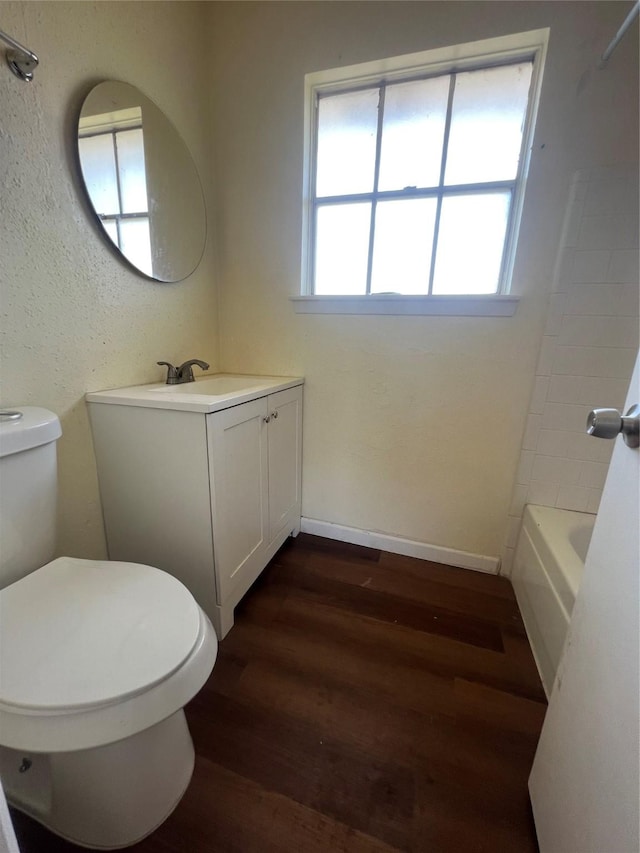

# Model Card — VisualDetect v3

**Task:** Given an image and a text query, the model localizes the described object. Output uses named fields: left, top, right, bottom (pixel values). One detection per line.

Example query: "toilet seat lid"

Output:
left=0, top=557, right=202, bottom=712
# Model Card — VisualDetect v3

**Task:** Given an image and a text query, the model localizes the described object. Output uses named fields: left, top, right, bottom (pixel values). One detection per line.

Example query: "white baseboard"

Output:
left=300, top=518, right=500, bottom=575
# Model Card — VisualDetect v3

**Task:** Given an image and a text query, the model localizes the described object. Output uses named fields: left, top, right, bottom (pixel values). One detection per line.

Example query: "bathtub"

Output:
left=512, top=504, right=596, bottom=697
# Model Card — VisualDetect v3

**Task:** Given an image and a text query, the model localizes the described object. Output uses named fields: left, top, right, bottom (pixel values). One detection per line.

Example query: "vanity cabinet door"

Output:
left=267, top=386, right=302, bottom=542
left=208, top=397, right=269, bottom=604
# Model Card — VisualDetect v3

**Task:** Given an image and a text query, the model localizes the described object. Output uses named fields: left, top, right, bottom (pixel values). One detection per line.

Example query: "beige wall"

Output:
left=208, top=1, right=638, bottom=562
left=0, top=1, right=218, bottom=559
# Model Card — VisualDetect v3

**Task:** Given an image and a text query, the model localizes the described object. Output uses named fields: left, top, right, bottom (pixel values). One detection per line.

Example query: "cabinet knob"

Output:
left=263, top=416, right=271, bottom=423
left=271, top=410, right=279, bottom=419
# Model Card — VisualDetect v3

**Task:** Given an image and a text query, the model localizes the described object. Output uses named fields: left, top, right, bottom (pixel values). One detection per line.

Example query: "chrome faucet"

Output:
left=157, top=359, right=210, bottom=385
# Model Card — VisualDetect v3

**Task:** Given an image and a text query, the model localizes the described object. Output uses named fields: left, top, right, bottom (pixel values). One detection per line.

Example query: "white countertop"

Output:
left=86, top=374, right=304, bottom=414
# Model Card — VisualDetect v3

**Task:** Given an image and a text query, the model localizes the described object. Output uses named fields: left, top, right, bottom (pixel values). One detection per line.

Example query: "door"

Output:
left=208, top=397, right=269, bottom=604
left=529, top=353, right=639, bottom=852
left=268, top=386, right=302, bottom=541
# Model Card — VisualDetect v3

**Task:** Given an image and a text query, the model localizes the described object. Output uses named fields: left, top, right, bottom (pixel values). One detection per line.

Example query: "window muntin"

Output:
left=308, top=58, right=535, bottom=298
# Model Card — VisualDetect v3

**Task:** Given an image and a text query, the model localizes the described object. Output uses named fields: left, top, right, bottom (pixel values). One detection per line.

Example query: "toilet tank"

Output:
left=0, top=408, right=62, bottom=589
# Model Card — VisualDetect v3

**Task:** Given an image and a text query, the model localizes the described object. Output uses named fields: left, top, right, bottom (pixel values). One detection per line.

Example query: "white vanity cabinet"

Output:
left=87, top=376, right=303, bottom=639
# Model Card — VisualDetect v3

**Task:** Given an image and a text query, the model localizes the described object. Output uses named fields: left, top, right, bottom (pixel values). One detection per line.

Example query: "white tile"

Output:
left=583, top=283, right=637, bottom=316
left=564, top=192, right=586, bottom=247
left=570, top=250, right=611, bottom=283
left=531, top=455, right=583, bottom=485
left=506, top=515, right=522, bottom=549
left=551, top=346, right=595, bottom=376
left=501, top=548, right=515, bottom=577
left=586, top=489, right=603, bottom=514
left=608, top=250, right=639, bottom=284
left=566, top=284, right=606, bottom=316
left=541, top=402, right=589, bottom=432
left=580, top=376, right=629, bottom=409
left=578, top=461, right=610, bottom=490
left=516, top=449, right=535, bottom=484
left=536, top=429, right=573, bottom=457
left=548, top=375, right=583, bottom=403
left=509, top=484, right=529, bottom=516
left=584, top=178, right=637, bottom=217
left=544, top=293, right=567, bottom=336
left=590, top=164, right=638, bottom=184
left=552, top=248, right=575, bottom=292
left=523, top=414, right=542, bottom=450
left=558, top=315, right=639, bottom=348
left=577, top=214, right=618, bottom=250
left=527, top=481, right=559, bottom=506
left=612, top=213, right=640, bottom=250
left=566, top=432, right=614, bottom=463
left=556, top=485, right=591, bottom=512
left=618, top=284, right=640, bottom=317
left=552, top=345, right=637, bottom=378
left=573, top=169, right=591, bottom=184
left=566, top=284, right=637, bottom=317
left=607, top=177, right=640, bottom=214
left=536, top=336, right=556, bottom=376
left=530, top=375, right=550, bottom=414
left=584, top=180, right=612, bottom=215
left=548, top=374, right=629, bottom=407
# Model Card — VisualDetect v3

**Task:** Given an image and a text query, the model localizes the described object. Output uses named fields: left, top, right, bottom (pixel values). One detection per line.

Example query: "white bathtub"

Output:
left=512, top=504, right=596, bottom=697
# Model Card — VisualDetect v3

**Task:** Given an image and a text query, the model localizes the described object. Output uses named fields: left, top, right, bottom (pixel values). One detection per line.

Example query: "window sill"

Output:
left=291, top=295, right=519, bottom=316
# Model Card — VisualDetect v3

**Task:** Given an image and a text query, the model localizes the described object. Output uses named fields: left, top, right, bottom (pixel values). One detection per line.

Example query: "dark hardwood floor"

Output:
left=10, top=534, right=546, bottom=852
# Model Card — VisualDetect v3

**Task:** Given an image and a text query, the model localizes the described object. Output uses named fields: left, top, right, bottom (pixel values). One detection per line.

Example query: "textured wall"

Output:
left=0, top=2, right=218, bottom=559
left=208, top=1, right=639, bottom=563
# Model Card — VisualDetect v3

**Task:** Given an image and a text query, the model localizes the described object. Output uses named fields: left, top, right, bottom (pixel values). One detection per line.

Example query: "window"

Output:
left=78, top=108, right=153, bottom=276
left=298, top=30, right=548, bottom=314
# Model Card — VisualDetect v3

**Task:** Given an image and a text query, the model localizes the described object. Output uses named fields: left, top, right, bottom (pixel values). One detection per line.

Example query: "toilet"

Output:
left=0, top=407, right=218, bottom=849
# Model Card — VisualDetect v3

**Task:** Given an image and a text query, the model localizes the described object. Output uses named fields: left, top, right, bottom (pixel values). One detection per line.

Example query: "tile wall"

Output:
left=502, top=164, right=639, bottom=574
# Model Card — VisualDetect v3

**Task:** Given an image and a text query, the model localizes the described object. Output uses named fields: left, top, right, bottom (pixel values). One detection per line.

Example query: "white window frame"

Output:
left=294, top=29, right=549, bottom=316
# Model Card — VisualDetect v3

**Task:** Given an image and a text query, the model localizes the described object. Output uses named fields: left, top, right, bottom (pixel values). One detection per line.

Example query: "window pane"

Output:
left=371, top=199, right=437, bottom=294
left=102, top=218, right=118, bottom=244
left=445, top=63, right=533, bottom=185
left=316, top=89, right=379, bottom=197
left=120, top=218, right=153, bottom=277
left=116, top=128, right=149, bottom=214
left=78, top=134, right=119, bottom=215
left=378, top=77, right=449, bottom=191
left=432, top=192, right=510, bottom=294
left=314, top=203, right=371, bottom=295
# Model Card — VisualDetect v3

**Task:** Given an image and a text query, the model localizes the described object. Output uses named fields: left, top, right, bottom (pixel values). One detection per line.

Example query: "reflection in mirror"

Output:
left=77, top=81, right=206, bottom=282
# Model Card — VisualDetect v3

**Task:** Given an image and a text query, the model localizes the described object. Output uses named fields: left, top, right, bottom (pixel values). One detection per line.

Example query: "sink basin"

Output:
left=86, top=374, right=304, bottom=414
left=154, top=376, right=276, bottom=396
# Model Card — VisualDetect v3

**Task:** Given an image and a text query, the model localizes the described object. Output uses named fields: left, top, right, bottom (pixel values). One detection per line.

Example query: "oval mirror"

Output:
left=77, top=81, right=206, bottom=282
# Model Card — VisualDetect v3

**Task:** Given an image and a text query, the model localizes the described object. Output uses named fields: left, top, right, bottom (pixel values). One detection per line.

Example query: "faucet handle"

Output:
left=157, top=361, right=179, bottom=385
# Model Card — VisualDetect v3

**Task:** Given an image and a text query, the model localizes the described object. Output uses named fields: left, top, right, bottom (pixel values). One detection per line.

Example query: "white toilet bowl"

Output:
left=0, top=407, right=218, bottom=848
left=0, top=557, right=217, bottom=849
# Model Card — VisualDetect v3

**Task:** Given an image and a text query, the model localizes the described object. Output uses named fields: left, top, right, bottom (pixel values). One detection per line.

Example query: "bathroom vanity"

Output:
left=87, top=375, right=303, bottom=638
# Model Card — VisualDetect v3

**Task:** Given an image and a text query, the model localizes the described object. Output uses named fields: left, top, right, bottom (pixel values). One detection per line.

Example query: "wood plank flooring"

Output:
left=10, top=534, right=546, bottom=852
